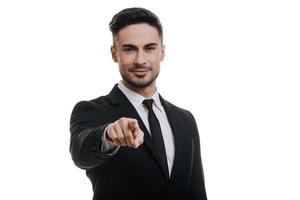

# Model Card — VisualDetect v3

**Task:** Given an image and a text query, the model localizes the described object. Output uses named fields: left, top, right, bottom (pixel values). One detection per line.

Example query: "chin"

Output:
left=128, top=78, right=154, bottom=88
left=122, top=72, right=158, bottom=88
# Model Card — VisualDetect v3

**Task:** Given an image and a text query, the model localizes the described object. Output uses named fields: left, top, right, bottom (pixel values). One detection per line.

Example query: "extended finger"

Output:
left=130, top=122, right=140, bottom=139
left=124, top=129, right=135, bottom=148
left=128, top=119, right=139, bottom=133
left=119, top=118, right=136, bottom=147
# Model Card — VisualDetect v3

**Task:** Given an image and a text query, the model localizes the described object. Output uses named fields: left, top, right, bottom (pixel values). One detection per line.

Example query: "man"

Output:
left=69, top=7, right=207, bottom=200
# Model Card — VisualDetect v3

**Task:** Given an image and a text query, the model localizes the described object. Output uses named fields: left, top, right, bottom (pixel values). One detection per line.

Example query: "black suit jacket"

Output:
left=69, top=84, right=207, bottom=200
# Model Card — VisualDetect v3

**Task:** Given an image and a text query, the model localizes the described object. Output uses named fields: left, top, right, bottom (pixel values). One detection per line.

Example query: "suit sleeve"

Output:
left=188, top=112, right=207, bottom=200
left=69, top=101, right=116, bottom=170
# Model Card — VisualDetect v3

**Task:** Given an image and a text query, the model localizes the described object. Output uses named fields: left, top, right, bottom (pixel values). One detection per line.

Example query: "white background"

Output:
left=0, top=0, right=299, bottom=199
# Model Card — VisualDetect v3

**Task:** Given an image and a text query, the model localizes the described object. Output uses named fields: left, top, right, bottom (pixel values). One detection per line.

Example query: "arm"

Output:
left=188, top=112, right=207, bottom=200
left=69, top=101, right=144, bottom=169
left=69, top=101, right=116, bottom=169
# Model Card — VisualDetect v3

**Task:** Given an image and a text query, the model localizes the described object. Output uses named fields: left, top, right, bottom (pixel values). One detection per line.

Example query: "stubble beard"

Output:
left=121, top=71, right=159, bottom=89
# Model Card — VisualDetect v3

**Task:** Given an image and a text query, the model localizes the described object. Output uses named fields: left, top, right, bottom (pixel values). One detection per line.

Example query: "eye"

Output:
left=145, top=45, right=156, bottom=52
left=123, top=47, right=136, bottom=53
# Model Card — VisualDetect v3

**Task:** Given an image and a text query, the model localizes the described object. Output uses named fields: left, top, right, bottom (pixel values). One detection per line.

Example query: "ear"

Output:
left=160, top=44, right=165, bottom=61
left=111, top=45, right=118, bottom=63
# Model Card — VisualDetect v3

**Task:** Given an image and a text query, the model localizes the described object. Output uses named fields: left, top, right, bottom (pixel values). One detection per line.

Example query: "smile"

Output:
left=131, top=69, right=149, bottom=76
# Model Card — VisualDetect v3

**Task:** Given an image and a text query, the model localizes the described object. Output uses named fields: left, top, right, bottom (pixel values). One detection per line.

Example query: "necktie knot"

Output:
left=143, top=99, right=154, bottom=111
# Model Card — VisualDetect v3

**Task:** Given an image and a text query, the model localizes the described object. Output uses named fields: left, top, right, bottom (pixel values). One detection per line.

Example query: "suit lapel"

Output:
left=160, top=96, right=194, bottom=189
left=108, top=85, right=168, bottom=179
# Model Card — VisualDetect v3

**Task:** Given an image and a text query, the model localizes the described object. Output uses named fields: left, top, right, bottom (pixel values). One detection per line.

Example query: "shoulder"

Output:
left=71, top=95, right=111, bottom=116
left=163, top=99, right=196, bottom=125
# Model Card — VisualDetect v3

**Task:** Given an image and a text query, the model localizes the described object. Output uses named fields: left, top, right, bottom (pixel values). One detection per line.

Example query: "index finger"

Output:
left=129, top=120, right=139, bottom=133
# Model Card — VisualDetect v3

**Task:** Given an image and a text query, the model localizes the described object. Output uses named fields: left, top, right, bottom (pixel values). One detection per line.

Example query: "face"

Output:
left=111, top=23, right=165, bottom=90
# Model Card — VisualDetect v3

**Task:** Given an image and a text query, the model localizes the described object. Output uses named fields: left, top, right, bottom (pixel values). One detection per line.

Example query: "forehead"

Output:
left=115, top=23, right=161, bottom=46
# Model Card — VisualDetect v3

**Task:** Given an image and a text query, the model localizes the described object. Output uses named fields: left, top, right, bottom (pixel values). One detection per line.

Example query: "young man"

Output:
left=70, top=7, right=207, bottom=200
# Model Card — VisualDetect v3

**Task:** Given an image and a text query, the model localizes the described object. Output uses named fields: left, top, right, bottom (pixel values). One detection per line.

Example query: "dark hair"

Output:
left=109, top=7, right=163, bottom=43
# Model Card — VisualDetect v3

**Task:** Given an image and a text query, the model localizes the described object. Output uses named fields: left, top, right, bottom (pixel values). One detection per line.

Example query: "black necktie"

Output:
left=143, top=99, right=169, bottom=177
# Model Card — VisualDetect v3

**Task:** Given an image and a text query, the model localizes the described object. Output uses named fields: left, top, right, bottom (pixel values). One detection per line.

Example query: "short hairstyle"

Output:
left=109, top=7, right=163, bottom=44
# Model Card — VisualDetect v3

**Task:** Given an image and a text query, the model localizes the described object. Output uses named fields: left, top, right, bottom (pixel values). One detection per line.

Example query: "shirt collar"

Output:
left=118, top=81, right=163, bottom=112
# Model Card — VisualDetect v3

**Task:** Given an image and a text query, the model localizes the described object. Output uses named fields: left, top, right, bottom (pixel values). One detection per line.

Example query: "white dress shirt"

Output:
left=101, top=81, right=175, bottom=176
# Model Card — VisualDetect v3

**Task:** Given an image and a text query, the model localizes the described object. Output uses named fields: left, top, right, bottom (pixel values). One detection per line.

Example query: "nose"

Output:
left=134, top=51, right=146, bottom=65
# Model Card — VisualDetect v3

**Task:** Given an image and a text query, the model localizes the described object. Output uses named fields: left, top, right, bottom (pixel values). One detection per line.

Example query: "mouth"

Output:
left=130, top=68, right=150, bottom=77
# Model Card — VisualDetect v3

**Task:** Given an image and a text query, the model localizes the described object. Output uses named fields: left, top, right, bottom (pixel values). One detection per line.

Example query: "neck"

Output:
left=122, top=80, right=156, bottom=98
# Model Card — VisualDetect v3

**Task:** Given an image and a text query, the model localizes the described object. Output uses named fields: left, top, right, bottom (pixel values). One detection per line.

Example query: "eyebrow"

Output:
left=145, top=43, right=158, bottom=47
left=121, top=43, right=158, bottom=48
left=122, top=44, right=136, bottom=49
